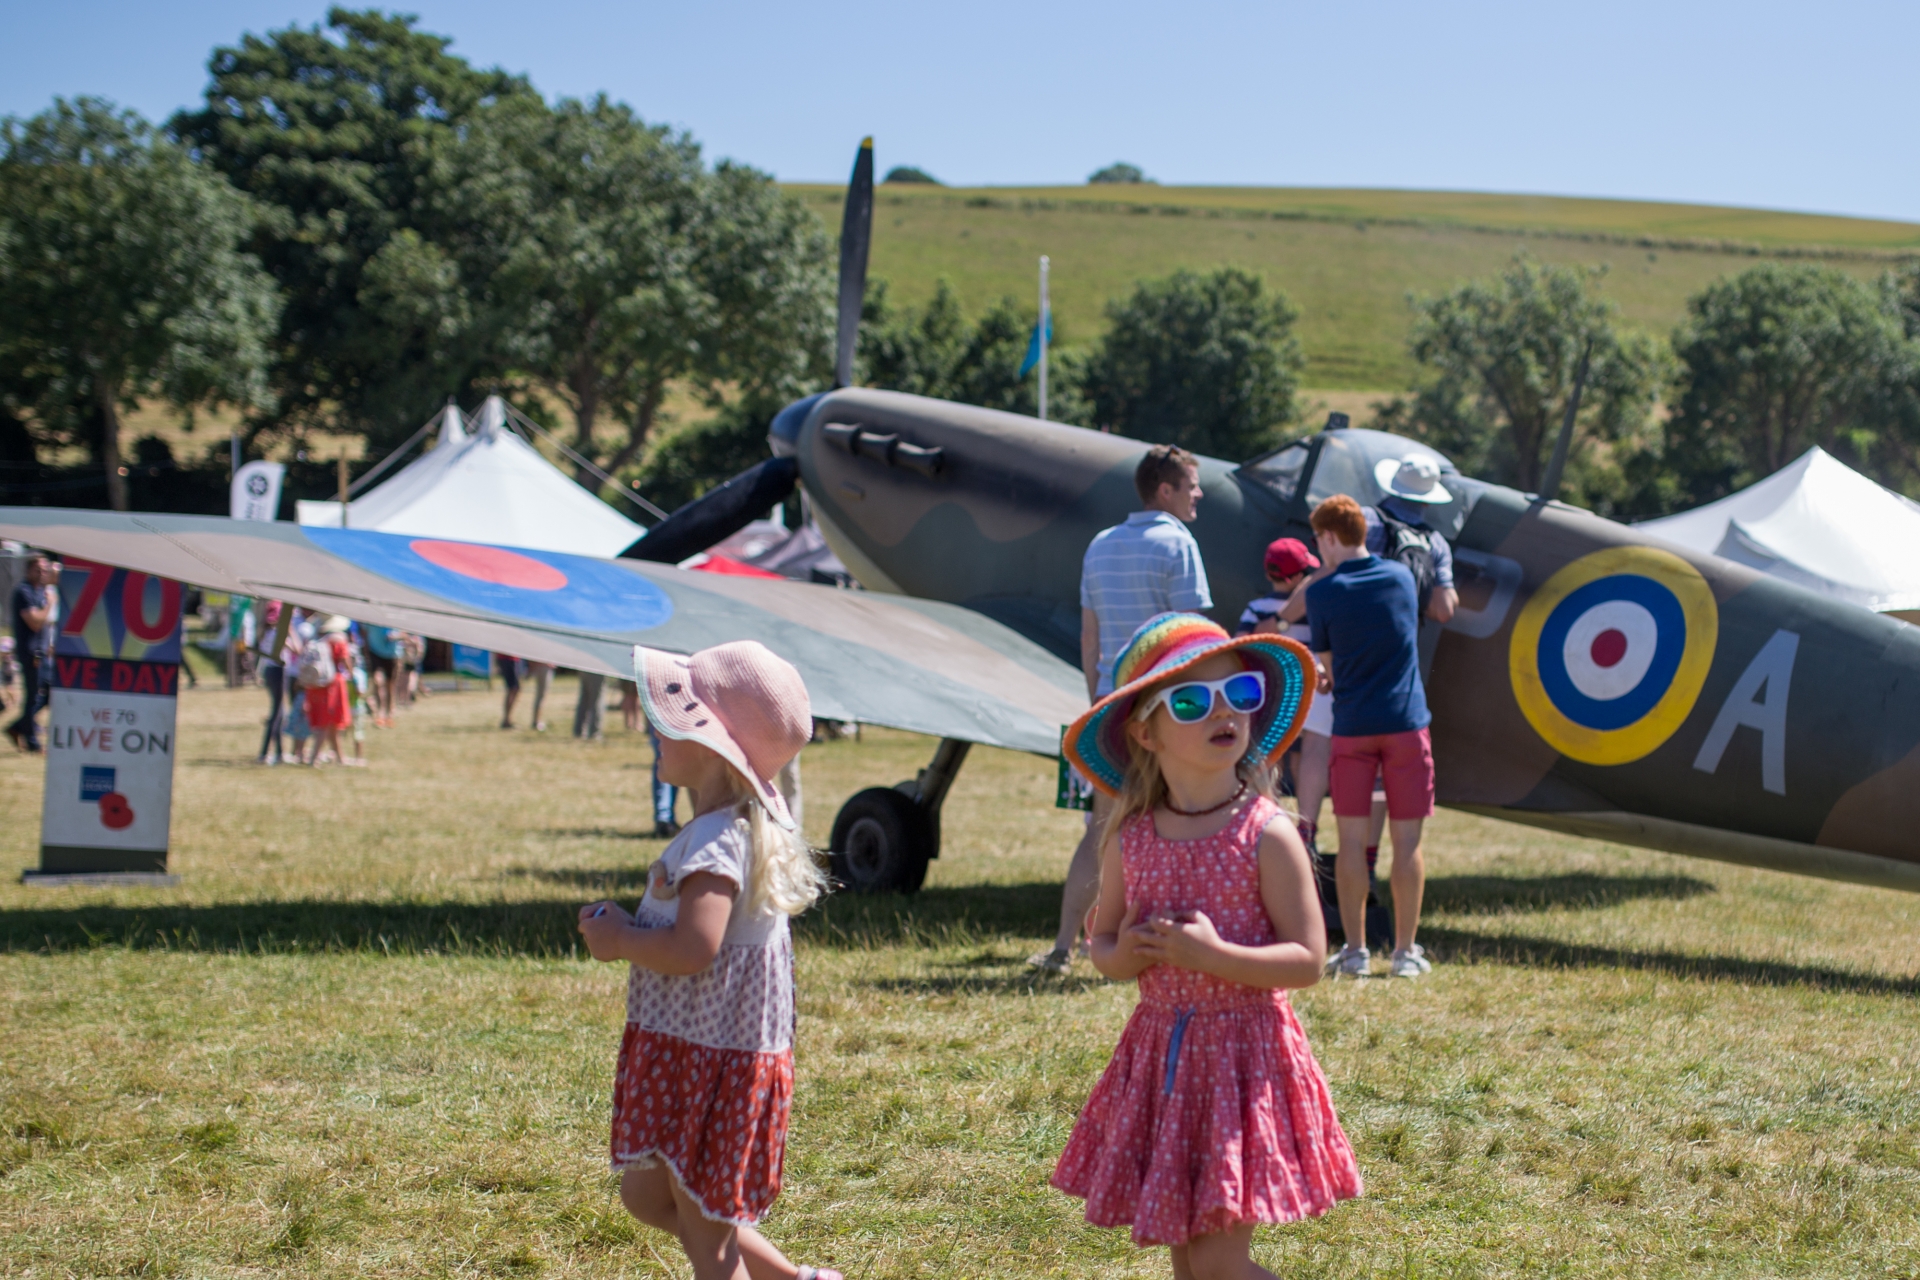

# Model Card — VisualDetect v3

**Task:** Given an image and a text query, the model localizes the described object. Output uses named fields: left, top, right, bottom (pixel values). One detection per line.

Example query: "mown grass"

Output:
left=790, top=184, right=1919, bottom=390
left=5, top=681, right=1920, bottom=1277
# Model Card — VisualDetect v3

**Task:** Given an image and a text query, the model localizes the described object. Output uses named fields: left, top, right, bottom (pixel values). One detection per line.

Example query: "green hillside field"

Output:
left=787, top=184, right=1920, bottom=393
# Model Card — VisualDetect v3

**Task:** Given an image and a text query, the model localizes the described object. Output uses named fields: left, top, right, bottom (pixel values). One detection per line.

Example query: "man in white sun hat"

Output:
left=1366, top=455, right=1460, bottom=669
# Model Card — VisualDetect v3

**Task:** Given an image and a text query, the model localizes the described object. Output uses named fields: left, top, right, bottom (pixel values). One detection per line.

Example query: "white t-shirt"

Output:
left=626, top=808, right=794, bottom=1054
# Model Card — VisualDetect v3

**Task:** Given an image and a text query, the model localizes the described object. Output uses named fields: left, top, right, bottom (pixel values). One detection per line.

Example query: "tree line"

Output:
left=2, top=8, right=1916, bottom=519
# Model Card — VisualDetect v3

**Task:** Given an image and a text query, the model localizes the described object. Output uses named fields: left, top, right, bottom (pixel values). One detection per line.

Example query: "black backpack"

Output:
left=1371, top=507, right=1436, bottom=619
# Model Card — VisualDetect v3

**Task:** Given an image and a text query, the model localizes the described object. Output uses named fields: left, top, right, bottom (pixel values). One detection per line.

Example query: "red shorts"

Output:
left=1329, top=727, right=1434, bottom=820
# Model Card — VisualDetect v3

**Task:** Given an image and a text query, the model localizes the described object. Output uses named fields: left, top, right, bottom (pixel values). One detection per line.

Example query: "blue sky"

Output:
left=4, top=0, right=1915, bottom=222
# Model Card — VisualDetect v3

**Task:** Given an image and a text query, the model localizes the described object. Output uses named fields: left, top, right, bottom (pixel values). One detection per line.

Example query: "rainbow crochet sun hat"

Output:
left=1065, top=612, right=1314, bottom=797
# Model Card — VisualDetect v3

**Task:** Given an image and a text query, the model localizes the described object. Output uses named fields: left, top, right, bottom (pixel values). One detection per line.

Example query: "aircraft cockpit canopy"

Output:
left=1238, top=426, right=1475, bottom=541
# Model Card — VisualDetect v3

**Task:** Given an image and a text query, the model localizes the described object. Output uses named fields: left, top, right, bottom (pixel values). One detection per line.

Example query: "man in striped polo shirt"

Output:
left=1029, top=444, right=1213, bottom=974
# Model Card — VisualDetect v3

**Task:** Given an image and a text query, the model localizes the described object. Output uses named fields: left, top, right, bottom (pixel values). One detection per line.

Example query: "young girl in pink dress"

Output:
left=579, top=641, right=841, bottom=1280
left=1056, top=612, right=1362, bottom=1277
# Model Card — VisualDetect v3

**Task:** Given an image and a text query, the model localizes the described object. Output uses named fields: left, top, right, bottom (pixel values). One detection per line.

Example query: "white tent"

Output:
left=297, top=396, right=646, bottom=558
left=1635, top=446, right=1920, bottom=617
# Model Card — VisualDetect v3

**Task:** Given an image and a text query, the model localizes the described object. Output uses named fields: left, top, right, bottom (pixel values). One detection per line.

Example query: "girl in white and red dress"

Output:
left=579, top=641, right=840, bottom=1280
left=1055, top=612, right=1362, bottom=1278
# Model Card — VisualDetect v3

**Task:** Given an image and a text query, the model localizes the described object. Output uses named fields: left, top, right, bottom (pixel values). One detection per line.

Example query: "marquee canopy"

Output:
left=1634, top=446, right=1920, bottom=616
left=296, top=396, right=646, bottom=559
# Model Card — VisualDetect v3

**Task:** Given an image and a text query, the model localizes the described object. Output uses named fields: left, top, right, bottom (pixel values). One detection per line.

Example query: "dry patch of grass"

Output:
left=4, top=683, right=1920, bottom=1277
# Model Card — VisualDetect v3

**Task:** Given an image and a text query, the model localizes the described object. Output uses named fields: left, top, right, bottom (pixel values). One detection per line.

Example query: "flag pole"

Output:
left=1038, top=255, right=1050, bottom=422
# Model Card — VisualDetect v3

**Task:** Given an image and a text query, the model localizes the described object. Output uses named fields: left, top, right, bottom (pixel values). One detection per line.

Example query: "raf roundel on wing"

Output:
left=306, top=528, right=674, bottom=633
left=1508, top=546, right=1718, bottom=766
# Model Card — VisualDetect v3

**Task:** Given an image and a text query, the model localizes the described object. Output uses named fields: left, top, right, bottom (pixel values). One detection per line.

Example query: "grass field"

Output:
left=6, top=680, right=1920, bottom=1277
left=790, top=184, right=1920, bottom=390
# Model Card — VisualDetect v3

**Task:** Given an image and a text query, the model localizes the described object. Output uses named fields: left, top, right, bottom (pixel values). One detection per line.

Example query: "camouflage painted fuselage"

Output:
left=778, top=388, right=1920, bottom=888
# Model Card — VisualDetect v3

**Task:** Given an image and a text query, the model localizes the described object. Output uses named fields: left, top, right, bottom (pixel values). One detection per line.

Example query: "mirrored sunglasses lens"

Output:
left=1165, top=685, right=1213, bottom=722
left=1223, top=673, right=1265, bottom=712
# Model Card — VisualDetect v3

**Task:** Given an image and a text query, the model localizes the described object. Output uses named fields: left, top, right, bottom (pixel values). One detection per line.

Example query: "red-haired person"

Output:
left=1305, top=495, right=1434, bottom=980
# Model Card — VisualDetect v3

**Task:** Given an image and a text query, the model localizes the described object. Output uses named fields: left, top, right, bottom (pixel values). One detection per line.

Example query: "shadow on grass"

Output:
left=540, top=828, right=662, bottom=843
left=0, top=898, right=590, bottom=958
left=1422, top=872, right=1714, bottom=916
left=1418, top=926, right=1920, bottom=997
left=4, top=874, right=1912, bottom=995
left=0, top=881, right=1063, bottom=959
left=798, top=882, right=1061, bottom=949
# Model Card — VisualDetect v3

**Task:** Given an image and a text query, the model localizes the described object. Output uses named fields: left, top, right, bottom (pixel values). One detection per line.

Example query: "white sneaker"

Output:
left=1325, top=945, right=1370, bottom=978
left=1389, top=945, right=1432, bottom=978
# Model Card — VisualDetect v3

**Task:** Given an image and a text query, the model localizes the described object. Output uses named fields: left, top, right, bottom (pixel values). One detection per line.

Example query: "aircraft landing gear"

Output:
left=828, top=738, right=971, bottom=894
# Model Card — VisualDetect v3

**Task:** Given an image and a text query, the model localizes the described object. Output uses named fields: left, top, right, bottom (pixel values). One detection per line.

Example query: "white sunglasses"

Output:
left=1132, top=670, right=1267, bottom=724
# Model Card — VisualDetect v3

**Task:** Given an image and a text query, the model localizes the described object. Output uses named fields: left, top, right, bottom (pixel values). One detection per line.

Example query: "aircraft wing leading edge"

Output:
left=0, top=508, right=1087, bottom=757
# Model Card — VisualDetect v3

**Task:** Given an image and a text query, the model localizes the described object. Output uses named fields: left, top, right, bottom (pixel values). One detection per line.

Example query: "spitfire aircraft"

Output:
left=6, top=140, right=1918, bottom=895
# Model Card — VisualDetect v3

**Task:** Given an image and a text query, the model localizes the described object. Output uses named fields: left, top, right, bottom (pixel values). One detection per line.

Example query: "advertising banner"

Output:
left=230, top=459, right=285, bottom=522
left=36, top=560, right=184, bottom=875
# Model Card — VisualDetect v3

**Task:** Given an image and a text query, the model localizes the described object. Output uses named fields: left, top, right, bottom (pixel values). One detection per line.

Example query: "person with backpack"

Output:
left=298, top=615, right=355, bottom=766
left=1364, top=455, right=1459, bottom=645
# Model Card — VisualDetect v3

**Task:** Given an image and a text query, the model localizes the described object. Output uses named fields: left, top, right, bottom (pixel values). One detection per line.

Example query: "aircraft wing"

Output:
left=0, top=508, right=1087, bottom=756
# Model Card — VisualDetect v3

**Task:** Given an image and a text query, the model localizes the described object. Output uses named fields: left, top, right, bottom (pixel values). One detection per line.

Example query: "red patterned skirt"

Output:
left=610, top=1024, right=794, bottom=1226
left=1051, top=997, right=1361, bottom=1246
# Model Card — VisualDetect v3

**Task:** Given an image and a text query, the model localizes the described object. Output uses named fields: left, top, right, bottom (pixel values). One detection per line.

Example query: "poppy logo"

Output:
left=1508, top=546, right=1718, bottom=765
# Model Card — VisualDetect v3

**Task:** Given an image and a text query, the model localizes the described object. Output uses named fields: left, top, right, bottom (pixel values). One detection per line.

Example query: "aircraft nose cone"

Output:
left=767, top=393, right=825, bottom=458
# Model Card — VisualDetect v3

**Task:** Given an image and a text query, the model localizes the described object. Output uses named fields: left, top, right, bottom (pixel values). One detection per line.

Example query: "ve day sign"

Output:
left=31, top=561, right=185, bottom=878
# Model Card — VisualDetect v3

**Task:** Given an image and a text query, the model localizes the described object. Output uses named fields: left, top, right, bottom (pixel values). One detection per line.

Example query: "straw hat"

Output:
left=1064, top=612, right=1314, bottom=797
left=634, top=641, right=810, bottom=829
left=318, top=615, right=352, bottom=634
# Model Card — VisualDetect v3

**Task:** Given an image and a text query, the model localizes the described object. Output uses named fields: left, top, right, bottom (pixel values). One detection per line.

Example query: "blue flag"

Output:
left=1018, top=316, right=1054, bottom=379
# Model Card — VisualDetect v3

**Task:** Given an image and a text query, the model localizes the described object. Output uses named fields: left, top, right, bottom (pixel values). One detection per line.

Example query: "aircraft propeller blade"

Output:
left=621, top=456, right=798, bottom=563
left=833, top=137, right=874, bottom=389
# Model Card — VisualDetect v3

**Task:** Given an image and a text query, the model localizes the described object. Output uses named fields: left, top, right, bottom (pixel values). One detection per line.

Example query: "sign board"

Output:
left=1055, top=726, right=1094, bottom=811
left=230, top=459, right=285, bottom=522
left=451, top=644, right=492, bottom=680
left=37, top=561, right=183, bottom=875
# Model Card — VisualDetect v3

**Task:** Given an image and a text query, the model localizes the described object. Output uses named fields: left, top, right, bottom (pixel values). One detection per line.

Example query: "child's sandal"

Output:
left=795, top=1268, right=843, bottom=1280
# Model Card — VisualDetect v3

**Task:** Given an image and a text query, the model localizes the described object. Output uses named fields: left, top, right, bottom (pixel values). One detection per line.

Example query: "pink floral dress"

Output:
left=610, top=810, right=794, bottom=1225
left=1051, top=794, right=1361, bottom=1245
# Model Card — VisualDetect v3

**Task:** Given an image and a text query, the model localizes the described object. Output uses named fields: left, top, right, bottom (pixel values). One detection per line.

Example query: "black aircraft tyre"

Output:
left=828, top=787, right=934, bottom=895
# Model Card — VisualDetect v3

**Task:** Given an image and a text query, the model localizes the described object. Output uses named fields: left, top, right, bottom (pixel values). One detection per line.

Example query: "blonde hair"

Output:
left=1102, top=698, right=1289, bottom=849
left=719, top=768, right=826, bottom=916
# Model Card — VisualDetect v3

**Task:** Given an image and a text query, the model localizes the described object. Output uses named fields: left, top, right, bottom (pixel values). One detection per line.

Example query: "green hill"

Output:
left=787, top=184, right=1920, bottom=391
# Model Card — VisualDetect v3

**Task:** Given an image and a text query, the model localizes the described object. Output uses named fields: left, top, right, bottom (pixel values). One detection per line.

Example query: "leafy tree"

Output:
left=173, top=8, right=534, bottom=447
left=1077, top=267, right=1301, bottom=459
left=857, top=279, right=1088, bottom=421
left=882, top=165, right=940, bottom=185
left=0, top=99, right=279, bottom=509
left=1383, top=258, right=1665, bottom=512
left=1659, top=263, right=1917, bottom=506
left=633, top=402, right=779, bottom=516
left=443, top=95, right=832, bottom=492
left=1089, top=162, right=1149, bottom=185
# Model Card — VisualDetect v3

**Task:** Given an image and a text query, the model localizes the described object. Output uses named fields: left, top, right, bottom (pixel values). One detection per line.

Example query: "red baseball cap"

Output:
left=1263, top=537, right=1319, bottom=579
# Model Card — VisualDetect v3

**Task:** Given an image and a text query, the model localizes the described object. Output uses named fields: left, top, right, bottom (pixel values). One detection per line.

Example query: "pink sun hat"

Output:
left=634, top=641, right=811, bottom=829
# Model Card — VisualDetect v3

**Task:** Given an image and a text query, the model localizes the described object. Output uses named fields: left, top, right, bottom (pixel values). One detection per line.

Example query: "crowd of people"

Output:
left=559, top=447, right=1448, bottom=1280
left=557, top=447, right=1455, bottom=1278
left=4, top=455, right=1453, bottom=1279
left=1033, top=443, right=1456, bottom=982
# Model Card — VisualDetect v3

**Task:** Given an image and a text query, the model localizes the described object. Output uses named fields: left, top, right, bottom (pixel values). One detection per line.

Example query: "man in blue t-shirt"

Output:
left=1305, top=495, right=1434, bottom=981
left=7, top=553, right=59, bottom=753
